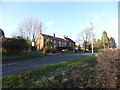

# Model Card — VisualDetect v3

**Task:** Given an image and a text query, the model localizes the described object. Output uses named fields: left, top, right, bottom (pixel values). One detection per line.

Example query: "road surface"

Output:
left=2, top=53, right=90, bottom=77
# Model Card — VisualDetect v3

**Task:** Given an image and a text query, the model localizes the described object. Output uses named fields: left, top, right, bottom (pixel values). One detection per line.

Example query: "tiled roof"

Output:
left=64, top=37, right=75, bottom=43
left=42, top=34, right=75, bottom=43
left=42, top=34, right=65, bottom=41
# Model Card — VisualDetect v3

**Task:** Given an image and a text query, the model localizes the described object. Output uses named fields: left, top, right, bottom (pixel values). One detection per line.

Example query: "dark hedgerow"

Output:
left=94, top=48, right=119, bottom=88
left=2, top=37, right=33, bottom=55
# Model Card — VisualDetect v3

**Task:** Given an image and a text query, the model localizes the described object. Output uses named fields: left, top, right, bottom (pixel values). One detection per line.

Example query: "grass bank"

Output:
left=2, top=51, right=44, bottom=61
left=2, top=55, right=97, bottom=88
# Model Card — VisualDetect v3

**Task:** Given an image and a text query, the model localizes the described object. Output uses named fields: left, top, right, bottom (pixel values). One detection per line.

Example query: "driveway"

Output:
left=2, top=53, right=90, bottom=77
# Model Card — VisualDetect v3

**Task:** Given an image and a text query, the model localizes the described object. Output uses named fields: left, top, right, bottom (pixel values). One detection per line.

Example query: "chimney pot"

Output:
left=53, top=33, right=55, bottom=37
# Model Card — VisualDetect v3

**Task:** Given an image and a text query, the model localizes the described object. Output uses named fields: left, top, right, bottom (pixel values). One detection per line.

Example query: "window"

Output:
left=54, top=40, right=56, bottom=44
left=73, top=43, right=74, bottom=46
left=54, top=45, right=56, bottom=48
left=51, top=39, right=52, bottom=42
left=59, top=41, right=61, bottom=44
left=65, top=42, right=67, bottom=45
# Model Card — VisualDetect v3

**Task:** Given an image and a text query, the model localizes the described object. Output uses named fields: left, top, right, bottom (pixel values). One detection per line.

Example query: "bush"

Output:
left=2, top=37, right=29, bottom=55
left=31, top=46, right=37, bottom=51
left=43, top=48, right=51, bottom=53
left=43, top=48, right=57, bottom=53
left=94, top=48, right=119, bottom=88
left=50, top=48, right=57, bottom=53
left=56, top=47, right=73, bottom=51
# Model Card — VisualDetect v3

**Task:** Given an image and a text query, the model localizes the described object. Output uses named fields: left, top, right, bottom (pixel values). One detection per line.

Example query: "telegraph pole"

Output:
left=91, top=22, right=94, bottom=54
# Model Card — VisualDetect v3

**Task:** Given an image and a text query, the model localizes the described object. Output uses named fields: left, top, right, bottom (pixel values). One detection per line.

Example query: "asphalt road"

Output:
left=2, top=53, right=90, bottom=77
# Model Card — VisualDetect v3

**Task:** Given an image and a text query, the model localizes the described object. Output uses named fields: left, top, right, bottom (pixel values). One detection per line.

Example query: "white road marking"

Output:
left=2, top=60, right=33, bottom=66
left=8, top=63, right=17, bottom=65
left=23, top=61, right=32, bottom=62
left=3, top=64, right=42, bottom=74
left=1, top=64, right=7, bottom=66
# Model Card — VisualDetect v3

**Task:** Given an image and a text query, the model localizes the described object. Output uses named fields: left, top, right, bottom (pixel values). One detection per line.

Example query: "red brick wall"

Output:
left=36, top=34, right=75, bottom=50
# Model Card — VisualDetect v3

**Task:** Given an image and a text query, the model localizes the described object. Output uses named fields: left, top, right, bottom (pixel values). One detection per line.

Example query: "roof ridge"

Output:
left=42, top=34, right=65, bottom=40
left=42, top=33, right=75, bottom=43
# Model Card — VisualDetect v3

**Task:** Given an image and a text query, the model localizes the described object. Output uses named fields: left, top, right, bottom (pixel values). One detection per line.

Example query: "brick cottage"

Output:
left=35, top=32, right=75, bottom=51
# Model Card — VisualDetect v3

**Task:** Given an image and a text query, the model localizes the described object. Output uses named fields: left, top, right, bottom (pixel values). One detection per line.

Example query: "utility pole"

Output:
left=91, top=22, right=94, bottom=54
left=39, top=23, right=42, bottom=51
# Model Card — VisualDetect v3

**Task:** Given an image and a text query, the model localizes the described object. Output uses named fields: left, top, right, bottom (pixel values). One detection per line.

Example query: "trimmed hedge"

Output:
left=2, top=37, right=32, bottom=55
left=95, top=48, right=119, bottom=88
left=56, top=47, right=73, bottom=51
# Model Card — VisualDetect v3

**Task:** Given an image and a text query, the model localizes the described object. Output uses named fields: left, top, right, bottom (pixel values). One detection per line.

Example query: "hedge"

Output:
left=56, top=47, right=73, bottom=51
left=43, top=48, right=57, bottom=53
left=2, top=37, right=31, bottom=55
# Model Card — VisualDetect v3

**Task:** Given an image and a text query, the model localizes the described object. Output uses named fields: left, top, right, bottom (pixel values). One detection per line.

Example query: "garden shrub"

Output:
left=31, top=46, right=37, bottom=51
left=43, top=48, right=57, bottom=53
left=50, top=48, right=57, bottom=53
left=43, top=48, right=51, bottom=53
left=56, top=47, right=73, bottom=51
left=94, top=48, right=119, bottom=88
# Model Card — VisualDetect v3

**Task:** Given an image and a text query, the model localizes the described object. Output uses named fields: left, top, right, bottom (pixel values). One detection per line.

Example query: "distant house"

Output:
left=35, top=33, right=75, bottom=51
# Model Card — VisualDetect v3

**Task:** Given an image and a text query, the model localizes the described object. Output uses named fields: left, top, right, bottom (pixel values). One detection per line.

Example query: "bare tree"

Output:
left=17, top=17, right=42, bottom=41
left=79, top=27, right=93, bottom=51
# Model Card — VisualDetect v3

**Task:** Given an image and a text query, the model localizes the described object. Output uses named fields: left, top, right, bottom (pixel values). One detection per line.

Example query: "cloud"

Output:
left=47, top=21, right=54, bottom=26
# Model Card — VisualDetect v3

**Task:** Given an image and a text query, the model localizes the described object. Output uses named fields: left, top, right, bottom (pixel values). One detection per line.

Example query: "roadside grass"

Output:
left=57, top=51, right=83, bottom=54
left=56, top=50, right=92, bottom=55
left=2, top=55, right=97, bottom=88
left=2, top=51, right=44, bottom=61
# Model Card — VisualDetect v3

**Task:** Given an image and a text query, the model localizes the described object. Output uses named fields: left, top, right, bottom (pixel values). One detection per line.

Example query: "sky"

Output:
left=0, top=1, right=118, bottom=46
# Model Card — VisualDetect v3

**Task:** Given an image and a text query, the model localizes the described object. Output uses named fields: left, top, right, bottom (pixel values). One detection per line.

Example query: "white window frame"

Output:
left=59, top=41, right=61, bottom=44
left=54, top=40, right=56, bottom=44
left=54, top=45, right=56, bottom=48
left=65, top=42, right=66, bottom=45
left=51, top=39, right=52, bottom=42
left=73, top=43, right=74, bottom=46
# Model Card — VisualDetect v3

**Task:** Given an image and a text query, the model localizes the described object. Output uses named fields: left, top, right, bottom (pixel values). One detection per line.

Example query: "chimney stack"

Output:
left=53, top=33, right=55, bottom=37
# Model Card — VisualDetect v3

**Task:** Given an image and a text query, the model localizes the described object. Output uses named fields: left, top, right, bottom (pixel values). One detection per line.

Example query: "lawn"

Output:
left=2, top=51, right=44, bottom=61
left=2, top=55, right=97, bottom=88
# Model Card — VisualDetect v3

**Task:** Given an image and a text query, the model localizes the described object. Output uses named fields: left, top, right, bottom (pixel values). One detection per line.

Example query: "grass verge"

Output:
left=2, top=55, right=97, bottom=88
left=57, top=51, right=82, bottom=55
left=2, top=51, right=44, bottom=61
